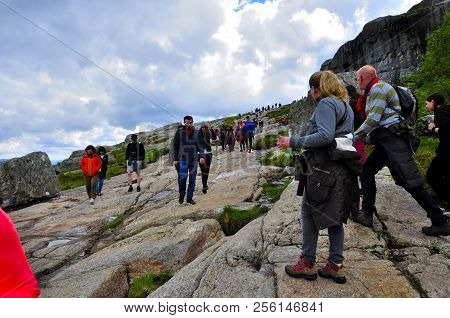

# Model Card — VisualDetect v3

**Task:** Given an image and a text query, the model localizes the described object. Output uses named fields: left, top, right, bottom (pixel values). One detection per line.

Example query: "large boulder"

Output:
left=0, top=152, right=60, bottom=208
left=321, top=0, right=450, bottom=83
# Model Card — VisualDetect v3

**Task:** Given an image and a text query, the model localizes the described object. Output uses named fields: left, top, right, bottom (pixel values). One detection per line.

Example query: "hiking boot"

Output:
left=285, top=255, right=317, bottom=280
left=318, top=258, right=346, bottom=284
left=179, top=194, right=185, bottom=204
left=422, top=219, right=450, bottom=236
left=97, top=193, right=103, bottom=196
left=187, top=198, right=196, bottom=205
left=128, top=185, right=133, bottom=192
left=89, top=198, right=95, bottom=205
left=137, top=186, right=141, bottom=192
left=202, top=188, right=207, bottom=194
left=351, top=209, right=373, bottom=228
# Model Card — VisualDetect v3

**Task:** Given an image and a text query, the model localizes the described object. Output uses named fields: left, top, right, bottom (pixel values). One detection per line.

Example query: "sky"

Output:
left=0, top=0, right=422, bottom=161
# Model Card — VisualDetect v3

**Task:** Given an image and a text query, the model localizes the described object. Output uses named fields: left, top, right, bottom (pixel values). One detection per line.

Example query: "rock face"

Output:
left=0, top=152, right=60, bottom=208
left=8, top=109, right=450, bottom=298
left=321, top=0, right=450, bottom=83
left=151, top=178, right=436, bottom=298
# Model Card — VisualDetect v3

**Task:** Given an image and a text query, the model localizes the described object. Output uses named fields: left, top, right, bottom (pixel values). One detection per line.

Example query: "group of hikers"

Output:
left=278, top=65, right=449, bottom=285
left=1, top=64, right=449, bottom=298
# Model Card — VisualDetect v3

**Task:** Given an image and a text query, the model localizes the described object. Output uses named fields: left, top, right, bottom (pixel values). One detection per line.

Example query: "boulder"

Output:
left=321, top=0, right=450, bottom=83
left=0, top=152, right=60, bottom=208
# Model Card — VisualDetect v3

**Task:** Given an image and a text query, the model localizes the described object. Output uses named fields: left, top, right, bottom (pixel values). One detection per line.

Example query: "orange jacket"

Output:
left=80, top=153, right=102, bottom=177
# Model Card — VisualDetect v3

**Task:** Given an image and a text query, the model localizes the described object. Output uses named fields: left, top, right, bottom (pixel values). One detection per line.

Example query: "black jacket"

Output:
left=299, top=147, right=361, bottom=230
left=99, top=154, right=109, bottom=179
left=126, top=142, right=145, bottom=161
left=434, top=104, right=450, bottom=157
left=173, top=127, right=206, bottom=162
left=200, top=129, right=213, bottom=153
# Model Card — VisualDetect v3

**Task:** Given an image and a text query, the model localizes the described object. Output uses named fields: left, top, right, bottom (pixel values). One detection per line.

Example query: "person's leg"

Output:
left=187, top=160, right=198, bottom=201
left=360, top=145, right=388, bottom=214
left=127, top=172, right=132, bottom=186
left=97, top=177, right=104, bottom=194
left=178, top=160, right=188, bottom=197
left=199, top=159, right=207, bottom=189
left=285, top=198, right=317, bottom=280
left=407, top=186, right=448, bottom=225
left=85, top=176, right=92, bottom=198
left=328, top=225, right=345, bottom=264
left=427, top=155, right=450, bottom=203
left=91, top=175, right=98, bottom=199
left=301, top=200, right=319, bottom=265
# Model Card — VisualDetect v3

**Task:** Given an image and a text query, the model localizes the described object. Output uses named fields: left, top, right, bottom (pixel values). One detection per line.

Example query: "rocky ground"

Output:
left=8, top=122, right=450, bottom=298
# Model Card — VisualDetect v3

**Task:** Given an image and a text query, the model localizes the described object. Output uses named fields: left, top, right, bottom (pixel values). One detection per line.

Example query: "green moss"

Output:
left=414, top=136, right=439, bottom=178
left=146, top=147, right=170, bottom=163
left=262, top=178, right=292, bottom=202
left=57, top=169, right=85, bottom=191
left=128, top=270, right=173, bottom=298
left=259, top=148, right=293, bottom=167
left=254, top=135, right=279, bottom=150
left=218, top=205, right=270, bottom=236
left=104, top=214, right=124, bottom=229
left=266, top=105, right=291, bottom=119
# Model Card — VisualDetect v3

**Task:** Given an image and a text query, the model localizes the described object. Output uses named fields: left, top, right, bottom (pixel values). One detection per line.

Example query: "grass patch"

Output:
left=259, top=149, right=293, bottom=168
left=218, top=205, right=270, bottom=236
left=262, top=178, right=292, bottom=202
left=104, top=214, right=124, bottom=229
left=57, top=169, right=85, bottom=191
left=414, top=135, right=439, bottom=178
left=143, top=135, right=169, bottom=145
left=254, top=134, right=279, bottom=150
left=146, top=147, right=170, bottom=164
left=266, top=105, right=291, bottom=119
left=222, top=115, right=241, bottom=128
left=128, top=270, right=173, bottom=298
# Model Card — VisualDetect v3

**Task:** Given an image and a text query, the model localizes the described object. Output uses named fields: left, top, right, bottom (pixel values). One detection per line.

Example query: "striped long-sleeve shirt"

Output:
left=355, top=81, right=401, bottom=139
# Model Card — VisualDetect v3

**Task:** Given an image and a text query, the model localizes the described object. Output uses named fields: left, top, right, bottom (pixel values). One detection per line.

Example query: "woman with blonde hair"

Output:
left=278, top=70, right=360, bottom=284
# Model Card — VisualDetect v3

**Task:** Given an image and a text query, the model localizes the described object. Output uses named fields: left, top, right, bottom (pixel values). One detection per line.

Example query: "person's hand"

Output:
left=277, top=137, right=290, bottom=149
left=428, top=123, right=436, bottom=131
left=173, top=161, right=178, bottom=167
left=199, top=158, right=205, bottom=165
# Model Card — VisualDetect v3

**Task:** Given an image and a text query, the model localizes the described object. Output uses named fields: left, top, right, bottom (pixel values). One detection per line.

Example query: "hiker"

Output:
left=352, top=65, right=449, bottom=236
left=96, top=146, right=108, bottom=196
left=220, top=127, right=227, bottom=152
left=226, top=126, right=235, bottom=152
left=0, top=205, right=40, bottom=298
left=425, top=93, right=450, bottom=208
left=173, top=115, right=206, bottom=205
left=235, top=121, right=246, bottom=152
left=278, top=70, right=360, bottom=284
left=80, top=145, right=102, bottom=205
left=199, top=124, right=213, bottom=194
left=126, top=134, right=145, bottom=193
left=214, top=128, right=220, bottom=153
left=346, top=85, right=366, bottom=163
left=244, top=116, right=256, bottom=153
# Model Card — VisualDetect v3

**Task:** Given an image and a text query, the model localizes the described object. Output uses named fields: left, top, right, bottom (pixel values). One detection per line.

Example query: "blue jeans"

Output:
left=178, top=160, right=198, bottom=200
left=96, top=177, right=105, bottom=194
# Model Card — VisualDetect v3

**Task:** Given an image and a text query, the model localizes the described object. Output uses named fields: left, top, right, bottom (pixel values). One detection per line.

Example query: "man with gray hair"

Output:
left=352, top=65, right=449, bottom=236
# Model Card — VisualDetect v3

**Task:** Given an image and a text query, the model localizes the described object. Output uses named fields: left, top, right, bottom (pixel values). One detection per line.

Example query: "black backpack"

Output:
left=393, top=85, right=419, bottom=125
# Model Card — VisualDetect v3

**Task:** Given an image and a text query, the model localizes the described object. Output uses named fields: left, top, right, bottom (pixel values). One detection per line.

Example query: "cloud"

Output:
left=0, top=0, right=414, bottom=161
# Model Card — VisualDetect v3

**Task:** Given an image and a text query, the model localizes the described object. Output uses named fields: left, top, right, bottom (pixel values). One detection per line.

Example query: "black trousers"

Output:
left=427, top=153, right=450, bottom=204
left=199, top=153, right=213, bottom=189
left=361, top=138, right=447, bottom=225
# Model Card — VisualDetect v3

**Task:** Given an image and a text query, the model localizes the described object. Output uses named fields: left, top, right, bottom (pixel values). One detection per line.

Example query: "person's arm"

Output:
left=434, top=108, right=450, bottom=137
left=139, top=143, right=145, bottom=161
left=173, top=130, right=181, bottom=162
left=196, top=132, right=206, bottom=160
left=125, top=144, right=130, bottom=161
left=354, top=86, right=387, bottom=139
left=290, top=99, right=337, bottom=149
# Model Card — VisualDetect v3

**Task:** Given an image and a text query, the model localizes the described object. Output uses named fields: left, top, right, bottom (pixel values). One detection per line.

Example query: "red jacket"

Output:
left=80, top=153, right=102, bottom=177
left=0, top=208, right=40, bottom=298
